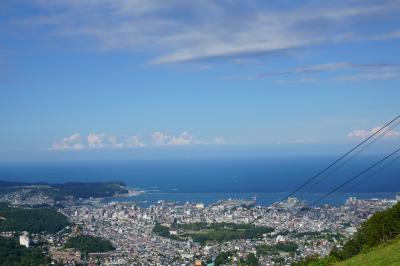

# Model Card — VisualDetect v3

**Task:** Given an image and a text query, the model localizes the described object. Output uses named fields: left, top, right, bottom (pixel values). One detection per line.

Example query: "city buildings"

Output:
left=19, top=231, right=29, bottom=248
left=2, top=187, right=397, bottom=265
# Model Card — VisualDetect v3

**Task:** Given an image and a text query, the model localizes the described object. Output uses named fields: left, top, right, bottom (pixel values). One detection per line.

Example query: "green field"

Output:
left=334, top=238, right=400, bottom=266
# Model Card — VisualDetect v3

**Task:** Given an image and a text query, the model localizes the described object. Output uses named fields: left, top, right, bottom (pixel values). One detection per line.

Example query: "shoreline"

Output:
left=105, top=191, right=398, bottom=208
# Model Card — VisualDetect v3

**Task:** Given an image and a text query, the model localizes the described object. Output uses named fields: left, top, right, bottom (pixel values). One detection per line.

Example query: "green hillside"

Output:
left=335, top=237, right=400, bottom=266
left=293, top=202, right=400, bottom=266
left=0, top=203, right=69, bottom=234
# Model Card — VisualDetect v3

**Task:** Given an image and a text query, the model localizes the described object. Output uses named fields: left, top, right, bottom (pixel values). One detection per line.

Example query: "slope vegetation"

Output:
left=293, top=202, right=400, bottom=266
left=0, top=203, right=69, bottom=234
left=335, top=237, right=400, bottom=266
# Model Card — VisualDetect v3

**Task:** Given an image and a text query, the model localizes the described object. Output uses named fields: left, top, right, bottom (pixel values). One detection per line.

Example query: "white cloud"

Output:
left=347, top=126, right=400, bottom=139
left=107, top=136, right=124, bottom=148
left=6, top=0, right=400, bottom=64
left=65, top=133, right=81, bottom=143
left=148, top=2, right=400, bottom=64
left=109, top=136, right=118, bottom=145
left=51, top=142, right=71, bottom=151
left=52, top=133, right=144, bottom=150
left=151, top=131, right=226, bottom=146
left=347, top=130, right=370, bottom=139
left=151, top=131, right=169, bottom=146
left=126, top=135, right=144, bottom=147
left=51, top=133, right=83, bottom=150
left=51, top=131, right=223, bottom=151
left=87, top=133, right=105, bottom=148
left=86, top=133, right=145, bottom=149
left=151, top=131, right=194, bottom=146
left=73, top=143, right=85, bottom=150
left=167, top=131, right=193, bottom=146
left=214, top=137, right=226, bottom=145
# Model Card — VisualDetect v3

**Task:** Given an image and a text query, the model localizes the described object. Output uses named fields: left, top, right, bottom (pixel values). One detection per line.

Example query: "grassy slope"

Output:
left=335, top=238, right=400, bottom=266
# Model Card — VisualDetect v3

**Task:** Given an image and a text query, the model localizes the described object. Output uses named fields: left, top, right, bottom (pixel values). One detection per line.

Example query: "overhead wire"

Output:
left=297, top=120, right=400, bottom=195
left=296, top=147, right=400, bottom=216
left=280, top=114, right=400, bottom=203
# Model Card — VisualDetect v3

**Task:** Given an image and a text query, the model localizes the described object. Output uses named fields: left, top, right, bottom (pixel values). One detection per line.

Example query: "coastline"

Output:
left=105, top=191, right=397, bottom=208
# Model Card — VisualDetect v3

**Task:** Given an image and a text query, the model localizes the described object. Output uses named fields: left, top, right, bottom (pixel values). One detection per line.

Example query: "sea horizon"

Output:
left=1, top=157, right=398, bottom=208
left=1, top=157, right=399, bottom=192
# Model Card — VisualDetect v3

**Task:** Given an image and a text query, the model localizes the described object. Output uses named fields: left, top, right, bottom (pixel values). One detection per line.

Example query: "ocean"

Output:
left=0, top=156, right=399, bottom=206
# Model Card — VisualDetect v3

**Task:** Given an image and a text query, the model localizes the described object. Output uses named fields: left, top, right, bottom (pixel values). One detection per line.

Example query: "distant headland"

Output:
left=0, top=180, right=131, bottom=206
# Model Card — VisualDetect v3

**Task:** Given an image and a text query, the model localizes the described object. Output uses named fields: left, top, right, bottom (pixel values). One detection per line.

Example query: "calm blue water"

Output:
left=0, top=157, right=399, bottom=206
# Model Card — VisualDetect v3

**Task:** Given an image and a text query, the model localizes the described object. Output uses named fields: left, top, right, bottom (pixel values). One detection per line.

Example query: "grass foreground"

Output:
left=334, top=237, right=400, bottom=266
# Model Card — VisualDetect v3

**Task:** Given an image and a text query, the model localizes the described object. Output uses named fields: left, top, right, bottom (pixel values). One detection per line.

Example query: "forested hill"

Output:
left=0, top=180, right=128, bottom=200
left=51, top=181, right=128, bottom=199
left=0, top=203, right=69, bottom=234
left=293, top=202, right=400, bottom=266
left=64, top=235, right=115, bottom=254
left=0, top=236, right=51, bottom=265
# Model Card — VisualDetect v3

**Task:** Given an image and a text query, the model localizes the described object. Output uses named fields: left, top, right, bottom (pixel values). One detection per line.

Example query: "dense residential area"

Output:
left=0, top=181, right=399, bottom=265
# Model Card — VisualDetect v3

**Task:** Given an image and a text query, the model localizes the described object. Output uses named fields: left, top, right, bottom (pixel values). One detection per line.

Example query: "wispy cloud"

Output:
left=51, top=131, right=225, bottom=151
left=333, top=29, right=400, bottom=43
left=332, top=67, right=400, bottom=81
left=258, top=62, right=394, bottom=77
left=257, top=62, right=400, bottom=83
left=4, top=0, right=400, bottom=64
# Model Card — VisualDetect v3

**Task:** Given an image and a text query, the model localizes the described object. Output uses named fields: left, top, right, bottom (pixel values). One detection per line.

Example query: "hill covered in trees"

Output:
left=51, top=181, right=128, bottom=200
left=293, top=202, right=400, bottom=266
left=0, top=203, right=69, bottom=234
left=153, top=222, right=274, bottom=245
left=0, top=236, right=50, bottom=266
left=213, top=250, right=259, bottom=266
left=65, top=235, right=115, bottom=254
left=0, top=180, right=128, bottom=200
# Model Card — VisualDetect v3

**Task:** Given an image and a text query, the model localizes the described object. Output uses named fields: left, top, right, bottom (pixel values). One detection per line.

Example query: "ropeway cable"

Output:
left=296, top=120, right=400, bottom=196
left=296, top=147, right=400, bottom=216
left=280, top=114, right=400, bottom=203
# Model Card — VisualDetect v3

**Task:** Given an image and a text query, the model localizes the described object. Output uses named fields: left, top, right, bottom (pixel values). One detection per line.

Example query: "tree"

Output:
left=64, top=235, right=115, bottom=255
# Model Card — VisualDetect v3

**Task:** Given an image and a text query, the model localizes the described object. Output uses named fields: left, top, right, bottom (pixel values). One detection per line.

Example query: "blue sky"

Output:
left=0, top=0, right=400, bottom=161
